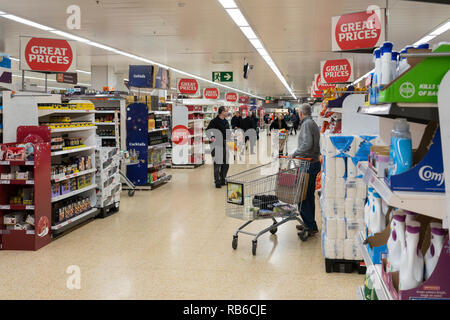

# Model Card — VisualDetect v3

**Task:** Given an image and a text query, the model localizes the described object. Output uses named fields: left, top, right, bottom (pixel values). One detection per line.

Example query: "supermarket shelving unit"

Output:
left=0, top=126, right=52, bottom=250
left=37, top=103, right=99, bottom=237
left=95, top=147, right=121, bottom=218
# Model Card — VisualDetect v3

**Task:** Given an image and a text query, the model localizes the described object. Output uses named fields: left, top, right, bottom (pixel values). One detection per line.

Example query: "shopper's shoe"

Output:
left=296, top=225, right=305, bottom=231
left=309, top=229, right=319, bottom=236
left=221, top=181, right=226, bottom=186
left=215, top=184, right=222, bottom=188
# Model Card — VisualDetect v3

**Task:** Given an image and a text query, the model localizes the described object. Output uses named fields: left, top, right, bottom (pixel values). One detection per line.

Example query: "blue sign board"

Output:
left=126, top=103, right=149, bottom=186
left=129, top=65, right=153, bottom=88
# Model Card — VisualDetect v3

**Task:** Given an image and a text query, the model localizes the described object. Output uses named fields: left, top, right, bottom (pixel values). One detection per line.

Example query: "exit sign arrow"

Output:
left=223, top=73, right=232, bottom=81
left=212, top=71, right=233, bottom=83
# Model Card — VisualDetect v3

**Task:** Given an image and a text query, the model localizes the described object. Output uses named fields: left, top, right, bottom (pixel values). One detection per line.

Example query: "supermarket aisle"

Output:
left=0, top=134, right=362, bottom=300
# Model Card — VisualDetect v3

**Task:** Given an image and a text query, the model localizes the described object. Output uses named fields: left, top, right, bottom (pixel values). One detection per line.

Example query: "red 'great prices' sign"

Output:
left=320, top=58, right=354, bottom=83
left=331, top=9, right=385, bottom=51
left=226, top=93, right=237, bottom=102
left=203, top=88, right=219, bottom=99
left=315, top=74, right=336, bottom=91
left=20, top=37, right=77, bottom=72
left=178, top=78, right=199, bottom=95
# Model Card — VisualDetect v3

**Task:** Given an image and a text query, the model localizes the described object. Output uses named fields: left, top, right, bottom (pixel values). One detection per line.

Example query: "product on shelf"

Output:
left=51, top=155, right=93, bottom=177
left=424, top=222, right=445, bottom=281
left=95, top=114, right=115, bottom=122
left=388, top=118, right=412, bottom=177
left=9, top=188, right=34, bottom=205
left=38, top=102, right=95, bottom=111
left=97, top=129, right=116, bottom=137
left=399, top=221, right=424, bottom=291
left=53, top=196, right=92, bottom=224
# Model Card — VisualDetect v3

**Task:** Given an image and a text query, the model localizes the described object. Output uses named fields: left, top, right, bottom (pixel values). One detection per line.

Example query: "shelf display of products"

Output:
left=95, top=147, right=121, bottom=211
left=53, top=196, right=92, bottom=224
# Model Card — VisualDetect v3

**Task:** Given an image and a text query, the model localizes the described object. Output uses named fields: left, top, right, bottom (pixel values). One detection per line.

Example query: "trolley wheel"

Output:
left=128, top=189, right=135, bottom=197
left=270, top=227, right=277, bottom=234
left=298, top=230, right=309, bottom=241
left=232, top=236, right=238, bottom=250
left=252, top=240, right=257, bottom=256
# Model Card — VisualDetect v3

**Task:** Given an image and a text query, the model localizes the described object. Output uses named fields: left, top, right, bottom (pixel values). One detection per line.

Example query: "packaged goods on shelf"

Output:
left=8, top=188, right=34, bottom=206
left=53, top=196, right=92, bottom=224
left=95, top=147, right=121, bottom=210
left=38, top=102, right=95, bottom=111
left=51, top=155, right=93, bottom=177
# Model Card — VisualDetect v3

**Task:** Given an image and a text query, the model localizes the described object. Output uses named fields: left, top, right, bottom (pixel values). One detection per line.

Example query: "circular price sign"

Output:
left=24, top=38, right=73, bottom=72
left=322, top=59, right=352, bottom=83
left=172, top=125, right=190, bottom=145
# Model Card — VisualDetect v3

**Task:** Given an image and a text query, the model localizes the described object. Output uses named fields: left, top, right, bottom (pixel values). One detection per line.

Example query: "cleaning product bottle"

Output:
left=370, top=191, right=384, bottom=234
left=391, top=51, right=399, bottom=81
left=424, top=222, right=446, bottom=280
left=388, top=118, right=413, bottom=177
left=380, top=42, right=394, bottom=86
left=365, top=187, right=374, bottom=235
left=373, top=48, right=382, bottom=87
left=399, top=221, right=424, bottom=291
left=397, top=45, right=414, bottom=75
left=387, top=213, right=406, bottom=272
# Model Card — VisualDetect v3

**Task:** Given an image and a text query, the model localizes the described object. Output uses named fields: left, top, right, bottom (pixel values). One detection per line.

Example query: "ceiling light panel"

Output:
left=225, top=9, right=249, bottom=27
left=240, top=26, right=257, bottom=39
left=51, top=30, right=90, bottom=43
left=430, top=20, right=450, bottom=36
left=218, top=0, right=237, bottom=9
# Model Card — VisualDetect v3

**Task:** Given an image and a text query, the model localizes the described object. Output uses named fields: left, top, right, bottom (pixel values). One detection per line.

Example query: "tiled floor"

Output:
left=0, top=133, right=363, bottom=299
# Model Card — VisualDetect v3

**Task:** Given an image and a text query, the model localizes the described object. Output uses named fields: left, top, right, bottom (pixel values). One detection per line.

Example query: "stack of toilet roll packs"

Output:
left=320, top=134, right=377, bottom=261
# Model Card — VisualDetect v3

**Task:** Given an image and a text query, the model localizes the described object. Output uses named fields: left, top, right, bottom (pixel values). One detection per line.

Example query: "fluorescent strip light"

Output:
left=88, top=41, right=119, bottom=52
left=2, top=14, right=54, bottom=31
left=430, top=20, right=450, bottom=36
left=9, top=57, right=20, bottom=62
left=249, top=39, right=263, bottom=49
left=240, top=26, right=257, bottom=39
left=76, top=69, right=91, bottom=74
left=0, top=11, right=6, bottom=15
left=413, top=35, right=436, bottom=46
left=257, top=48, right=269, bottom=57
left=217, top=0, right=237, bottom=9
left=225, top=9, right=249, bottom=27
left=51, top=30, right=90, bottom=43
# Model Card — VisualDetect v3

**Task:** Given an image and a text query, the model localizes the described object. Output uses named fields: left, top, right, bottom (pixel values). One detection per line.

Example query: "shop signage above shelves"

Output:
left=226, top=92, right=238, bottom=102
left=56, top=72, right=77, bottom=84
left=238, top=95, right=249, bottom=104
left=320, top=58, right=354, bottom=83
left=129, top=65, right=154, bottom=88
left=331, top=9, right=385, bottom=52
left=203, top=88, right=219, bottom=99
left=178, top=78, right=199, bottom=95
left=20, top=36, right=77, bottom=72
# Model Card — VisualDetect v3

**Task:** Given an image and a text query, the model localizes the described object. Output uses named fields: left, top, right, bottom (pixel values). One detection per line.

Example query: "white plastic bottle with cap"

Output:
left=399, top=221, right=424, bottom=291
left=370, top=191, right=384, bottom=234
left=391, top=51, right=399, bottom=81
left=404, top=210, right=417, bottom=225
left=397, top=46, right=414, bottom=75
left=380, top=42, right=394, bottom=85
left=424, top=222, right=446, bottom=280
left=387, top=213, right=406, bottom=272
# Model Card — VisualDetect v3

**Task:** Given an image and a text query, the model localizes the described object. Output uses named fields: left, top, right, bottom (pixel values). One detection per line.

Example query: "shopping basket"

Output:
left=225, top=157, right=312, bottom=255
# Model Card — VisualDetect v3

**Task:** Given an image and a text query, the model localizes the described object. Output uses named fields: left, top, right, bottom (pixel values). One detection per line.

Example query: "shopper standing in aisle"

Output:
left=231, top=111, right=242, bottom=129
left=206, top=106, right=230, bottom=188
left=289, top=103, right=321, bottom=236
left=270, top=113, right=289, bottom=131
left=240, top=113, right=257, bottom=154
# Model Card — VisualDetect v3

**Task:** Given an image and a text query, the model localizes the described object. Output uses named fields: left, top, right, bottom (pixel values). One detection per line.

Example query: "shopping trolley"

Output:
left=119, top=150, right=139, bottom=197
left=225, top=157, right=313, bottom=255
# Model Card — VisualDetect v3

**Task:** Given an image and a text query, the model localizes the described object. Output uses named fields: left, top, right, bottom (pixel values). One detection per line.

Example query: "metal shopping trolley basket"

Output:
left=225, top=157, right=312, bottom=255
left=278, top=131, right=288, bottom=156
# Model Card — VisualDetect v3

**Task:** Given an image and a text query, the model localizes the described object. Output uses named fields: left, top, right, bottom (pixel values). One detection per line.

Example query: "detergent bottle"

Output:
left=370, top=191, right=384, bottom=234
left=380, top=42, right=394, bottom=86
left=404, top=210, right=417, bottom=225
left=388, top=118, right=412, bottom=177
left=424, top=222, right=446, bottom=281
left=399, top=221, right=424, bottom=291
left=365, top=187, right=374, bottom=234
left=387, top=213, right=406, bottom=272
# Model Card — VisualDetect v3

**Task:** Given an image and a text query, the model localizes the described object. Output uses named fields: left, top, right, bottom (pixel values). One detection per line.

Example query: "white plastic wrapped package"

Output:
left=335, top=157, right=346, bottom=179
left=324, top=176, right=336, bottom=199
left=337, top=218, right=346, bottom=240
left=324, top=198, right=336, bottom=217
left=325, top=156, right=336, bottom=178
left=347, top=159, right=358, bottom=178
left=346, top=180, right=357, bottom=199
left=335, top=177, right=346, bottom=198
left=346, top=218, right=361, bottom=240
left=344, top=239, right=355, bottom=260
left=322, top=232, right=336, bottom=259
left=335, top=198, right=345, bottom=217
left=356, top=179, right=367, bottom=199
left=326, top=216, right=337, bottom=239
left=336, top=240, right=344, bottom=259
left=345, top=198, right=355, bottom=218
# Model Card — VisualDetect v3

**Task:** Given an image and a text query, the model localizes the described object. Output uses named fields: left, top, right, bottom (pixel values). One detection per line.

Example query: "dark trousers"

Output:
left=298, top=161, right=321, bottom=231
left=214, top=163, right=229, bottom=185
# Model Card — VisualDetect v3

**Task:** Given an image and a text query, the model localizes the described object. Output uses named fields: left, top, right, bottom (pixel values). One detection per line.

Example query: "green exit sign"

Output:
left=265, top=96, right=273, bottom=101
left=212, top=71, right=233, bottom=82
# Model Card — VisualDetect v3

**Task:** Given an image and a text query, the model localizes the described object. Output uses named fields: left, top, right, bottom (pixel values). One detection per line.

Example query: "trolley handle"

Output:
left=279, top=156, right=314, bottom=162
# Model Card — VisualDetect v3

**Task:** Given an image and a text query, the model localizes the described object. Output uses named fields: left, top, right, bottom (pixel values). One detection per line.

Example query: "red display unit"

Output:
left=0, top=126, right=51, bottom=251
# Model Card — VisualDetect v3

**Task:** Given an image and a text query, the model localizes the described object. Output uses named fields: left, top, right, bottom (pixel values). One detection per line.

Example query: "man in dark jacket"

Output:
left=206, top=106, right=230, bottom=188
left=240, top=114, right=257, bottom=154
left=289, top=103, right=321, bottom=238
left=231, top=111, right=242, bottom=129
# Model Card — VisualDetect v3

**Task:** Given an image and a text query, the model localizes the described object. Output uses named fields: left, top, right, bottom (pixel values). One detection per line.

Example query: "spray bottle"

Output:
left=380, top=42, right=394, bottom=86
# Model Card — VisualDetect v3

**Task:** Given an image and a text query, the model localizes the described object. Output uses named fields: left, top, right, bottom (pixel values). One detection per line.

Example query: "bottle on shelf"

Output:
left=404, top=210, right=417, bottom=224
left=387, top=212, right=406, bottom=272
left=369, top=191, right=385, bottom=235
left=364, top=187, right=374, bottom=234
left=380, top=42, right=394, bottom=86
left=399, top=220, right=424, bottom=291
left=388, top=118, right=412, bottom=178
left=424, top=222, right=445, bottom=281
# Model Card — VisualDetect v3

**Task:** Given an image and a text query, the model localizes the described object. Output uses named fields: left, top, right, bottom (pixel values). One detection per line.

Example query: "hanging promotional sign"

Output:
left=331, top=9, right=385, bottom=51
left=203, top=88, right=219, bottom=99
left=315, top=74, right=336, bottom=91
left=178, top=78, right=199, bottom=95
left=320, top=58, right=354, bottom=83
left=312, top=77, right=323, bottom=98
left=0, top=55, right=12, bottom=84
left=20, top=36, right=77, bottom=72
left=56, top=72, right=78, bottom=84
left=226, top=92, right=238, bottom=102
left=129, top=65, right=154, bottom=88
left=238, top=95, right=249, bottom=104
